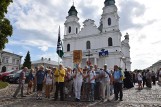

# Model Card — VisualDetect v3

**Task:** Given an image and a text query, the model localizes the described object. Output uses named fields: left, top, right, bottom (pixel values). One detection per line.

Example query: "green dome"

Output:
left=68, top=5, right=78, bottom=16
left=104, top=0, right=115, bottom=6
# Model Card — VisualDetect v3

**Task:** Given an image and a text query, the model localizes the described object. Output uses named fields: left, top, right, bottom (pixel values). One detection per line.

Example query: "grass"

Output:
left=0, top=81, right=8, bottom=89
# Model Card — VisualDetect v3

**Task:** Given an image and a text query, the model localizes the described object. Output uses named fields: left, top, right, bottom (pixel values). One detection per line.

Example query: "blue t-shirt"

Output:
left=114, top=70, right=122, bottom=83
left=36, top=70, right=45, bottom=84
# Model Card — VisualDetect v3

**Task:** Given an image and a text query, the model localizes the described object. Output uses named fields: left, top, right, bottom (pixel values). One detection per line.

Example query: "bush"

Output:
left=0, top=81, right=8, bottom=89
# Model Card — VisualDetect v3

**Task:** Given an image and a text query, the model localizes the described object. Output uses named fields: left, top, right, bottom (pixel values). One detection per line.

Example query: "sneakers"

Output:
left=120, top=99, right=123, bottom=101
left=36, top=97, right=42, bottom=100
left=75, top=98, right=80, bottom=102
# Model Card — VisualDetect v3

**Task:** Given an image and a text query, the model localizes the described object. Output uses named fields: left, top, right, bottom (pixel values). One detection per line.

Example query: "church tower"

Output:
left=101, top=0, right=119, bottom=33
left=64, top=4, right=80, bottom=38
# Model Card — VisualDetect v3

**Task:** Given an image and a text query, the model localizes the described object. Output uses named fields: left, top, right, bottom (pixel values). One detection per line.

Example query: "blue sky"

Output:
left=4, top=0, right=161, bottom=70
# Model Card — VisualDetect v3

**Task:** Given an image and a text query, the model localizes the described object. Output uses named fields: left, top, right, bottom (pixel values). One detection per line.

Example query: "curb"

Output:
left=0, top=82, right=10, bottom=93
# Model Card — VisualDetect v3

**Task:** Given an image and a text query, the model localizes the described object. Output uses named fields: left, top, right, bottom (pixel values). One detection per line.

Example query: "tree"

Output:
left=23, top=51, right=31, bottom=69
left=0, top=0, right=13, bottom=50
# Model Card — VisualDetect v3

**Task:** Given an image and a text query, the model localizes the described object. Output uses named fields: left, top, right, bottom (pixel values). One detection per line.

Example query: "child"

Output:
left=44, top=69, right=53, bottom=98
left=27, top=69, right=34, bottom=95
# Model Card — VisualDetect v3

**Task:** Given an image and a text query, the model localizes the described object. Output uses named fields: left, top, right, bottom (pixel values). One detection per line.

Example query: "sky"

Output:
left=4, top=0, right=161, bottom=70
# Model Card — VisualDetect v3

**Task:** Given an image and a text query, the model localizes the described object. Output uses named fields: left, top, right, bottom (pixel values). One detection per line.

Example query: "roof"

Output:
left=0, top=50, right=23, bottom=58
left=32, top=59, right=59, bottom=66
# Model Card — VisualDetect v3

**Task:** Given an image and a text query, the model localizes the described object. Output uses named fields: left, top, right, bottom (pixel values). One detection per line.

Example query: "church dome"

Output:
left=104, top=0, right=115, bottom=6
left=68, top=5, right=78, bottom=16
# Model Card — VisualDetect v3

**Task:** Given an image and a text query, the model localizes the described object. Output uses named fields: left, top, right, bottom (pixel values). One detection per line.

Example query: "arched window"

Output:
left=67, top=44, right=70, bottom=52
left=68, top=26, right=71, bottom=33
left=76, top=28, right=78, bottom=34
left=86, top=41, right=91, bottom=49
left=108, top=18, right=111, bottom=26
left=108, top=37, right=113, bottom=46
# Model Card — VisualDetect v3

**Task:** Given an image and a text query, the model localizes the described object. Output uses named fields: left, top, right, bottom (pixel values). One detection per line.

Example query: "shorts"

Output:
left=37, top=84, right=43, bottom=91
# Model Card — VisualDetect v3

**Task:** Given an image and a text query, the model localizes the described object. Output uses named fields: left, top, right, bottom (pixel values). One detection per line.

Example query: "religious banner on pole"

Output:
left=73, top=50, right=82, bottom=64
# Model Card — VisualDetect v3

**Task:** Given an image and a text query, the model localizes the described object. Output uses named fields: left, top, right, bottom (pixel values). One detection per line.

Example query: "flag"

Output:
left=57, top=26, right=64, bottom=58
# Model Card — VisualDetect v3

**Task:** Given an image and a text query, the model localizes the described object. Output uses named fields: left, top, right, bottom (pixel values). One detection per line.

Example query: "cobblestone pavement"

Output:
left=0, top=84, right=29, bottom=106
left=94, top=84, right=161, bottom=107
left=0, top=84, right=161, bottom=107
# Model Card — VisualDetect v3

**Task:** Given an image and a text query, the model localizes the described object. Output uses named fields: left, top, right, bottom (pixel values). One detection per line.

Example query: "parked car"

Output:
left=6, top=70, right=30, bottom=84
left=0, top=70, right=17, bottom=81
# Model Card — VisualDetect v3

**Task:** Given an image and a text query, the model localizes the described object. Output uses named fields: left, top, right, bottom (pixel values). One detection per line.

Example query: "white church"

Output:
left=62, top=0, right=131, bottom=71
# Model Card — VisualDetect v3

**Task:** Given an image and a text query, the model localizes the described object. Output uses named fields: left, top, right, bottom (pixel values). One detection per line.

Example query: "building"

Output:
left=62, top=0, right=131, bottom=70
left=0, top=51, right=22, bottom=72
left=147, top=60, right=161, bottom=72
left=31, top=57, right=58, bottom=69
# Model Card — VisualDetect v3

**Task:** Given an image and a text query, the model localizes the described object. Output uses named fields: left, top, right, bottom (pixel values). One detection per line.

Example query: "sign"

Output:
left=99, top=49, right=108, bottom=57
left=73, top=50, right=82, bottom=64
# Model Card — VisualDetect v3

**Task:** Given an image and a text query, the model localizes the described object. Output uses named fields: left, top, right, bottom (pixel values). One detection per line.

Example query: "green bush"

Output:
left=0, top=81, right=8, bottom=89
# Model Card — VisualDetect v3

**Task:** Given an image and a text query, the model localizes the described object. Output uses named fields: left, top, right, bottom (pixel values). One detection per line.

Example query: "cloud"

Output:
left=5, top=0, right=161, bottom=70
left=138, top=34, right=146, bottom=42
left=6, top=0, right=67, bottom=52
left=38, top=46, right=49, bottom=52
left=78, top=1, right=99, bottom=22
left=118, top=0, right=155, bottom=31
left=151, top=41, right=161, bottom=45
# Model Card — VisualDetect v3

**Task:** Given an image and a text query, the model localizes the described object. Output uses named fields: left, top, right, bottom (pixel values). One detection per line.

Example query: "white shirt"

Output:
left=89, top=70, right=96, bottom=83
left=95, top=69, right=101, bottom=82
left=73, top=70, right=83, bottom=82
left=100, top=70, right=110, bottom=83
left=137, top=73, right=142, bottom=81
left=45, top=74, right=52, bottom=85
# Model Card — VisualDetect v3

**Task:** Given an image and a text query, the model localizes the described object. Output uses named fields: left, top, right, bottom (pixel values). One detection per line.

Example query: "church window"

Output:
left=76, top=28, right=78, bottom=34
left=108, top=18, right=111, bottom=26
left=86, top=41, right=91, bottom=49
left=68, top=26, right=71, bottom=33
left=108, top=37, right=113, bottom=46
left=67, top=44, right=70, bottom=52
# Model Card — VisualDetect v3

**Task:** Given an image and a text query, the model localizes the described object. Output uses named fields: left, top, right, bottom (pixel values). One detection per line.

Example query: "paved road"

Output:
left=94, top=84, right=161, bottom=107
left=0, top=84, right=161, bottom=107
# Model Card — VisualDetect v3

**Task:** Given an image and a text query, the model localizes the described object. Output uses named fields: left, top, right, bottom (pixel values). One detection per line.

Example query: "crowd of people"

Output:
left=12, top=64, right=161, bottom=102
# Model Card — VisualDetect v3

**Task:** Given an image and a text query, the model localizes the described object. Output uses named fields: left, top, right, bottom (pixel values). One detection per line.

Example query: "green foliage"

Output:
left=23, top=51, right=31, bottom=69
left=0, top=81, right=8, bottom=89
left=0, top=0, right=13, bottom=50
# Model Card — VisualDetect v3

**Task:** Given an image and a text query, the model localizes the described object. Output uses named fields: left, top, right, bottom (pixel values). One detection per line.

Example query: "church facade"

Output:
left=62, top=0, right=131, bottom=71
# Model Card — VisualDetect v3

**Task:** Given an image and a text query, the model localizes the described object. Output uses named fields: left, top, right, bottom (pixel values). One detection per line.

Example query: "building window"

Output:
left=108, top=37, right=113, bottom=46
left=76, top=28, right=78, bottom=34
left=2, top=57, right=9, bottom=64
left=2, top=57, right=5, bottom=63
left=68, top=26, right=71, bottom=33
left=108, top=18, right=111, bottom=26
left=86, top=41, right=91, bottom=49
left=67, top=44, right=70, bottom=52
left=16, top=60, right=19, bottom=65
left=12, top=59, right=15, bottom=64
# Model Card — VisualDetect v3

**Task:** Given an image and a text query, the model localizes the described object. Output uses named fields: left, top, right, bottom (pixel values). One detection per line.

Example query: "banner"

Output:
left=73, top=50, right=82, bottom=64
